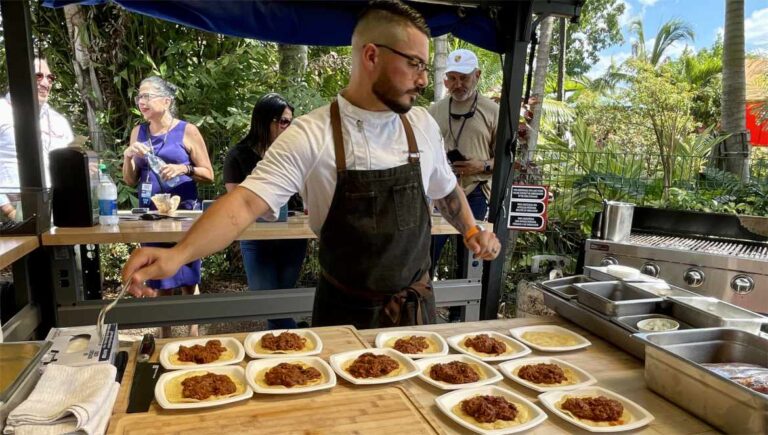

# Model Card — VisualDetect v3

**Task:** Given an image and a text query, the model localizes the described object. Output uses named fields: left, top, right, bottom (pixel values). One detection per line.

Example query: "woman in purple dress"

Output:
left=122, top=76, right=214, bottom=336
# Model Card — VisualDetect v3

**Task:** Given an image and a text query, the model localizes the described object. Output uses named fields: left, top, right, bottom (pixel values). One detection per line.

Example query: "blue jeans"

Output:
left=431, top=184, right=488, bottom=321
left=240, top=239, right=308, bottom=329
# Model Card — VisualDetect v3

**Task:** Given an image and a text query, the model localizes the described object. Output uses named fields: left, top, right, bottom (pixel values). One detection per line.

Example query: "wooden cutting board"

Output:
left=109, top=385, right=440, bottom=434
left=112, top=325, right=369, bottom=415
left=110, top=326, right=441, bottom=434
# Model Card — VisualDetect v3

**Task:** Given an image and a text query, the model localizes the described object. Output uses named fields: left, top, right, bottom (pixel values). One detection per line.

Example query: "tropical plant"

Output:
left=716, top=0, right=749, bottom=179
left=628, top=18, right=695, bottom=67
left=548, top=0, right=626, bottom=77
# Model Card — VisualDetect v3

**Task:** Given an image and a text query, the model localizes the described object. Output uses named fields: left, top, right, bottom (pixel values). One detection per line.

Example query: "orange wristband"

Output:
left=463, top=225, right=481, bottom=242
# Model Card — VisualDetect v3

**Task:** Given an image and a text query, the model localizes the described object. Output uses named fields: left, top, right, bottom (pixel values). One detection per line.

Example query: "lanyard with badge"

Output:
left=139, top=123, right=172, bottom=207
left=448, top=92, right=478, bottom=151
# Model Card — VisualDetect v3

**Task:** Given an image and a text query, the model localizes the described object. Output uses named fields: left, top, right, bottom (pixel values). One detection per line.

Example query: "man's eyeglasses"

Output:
left=35, top=72, right=57, bottom=83
left=134, top=93, right=163, bottom=105
left=373, top=44, right=431, bottom=75
left=275, top=117, right=292, bottom=128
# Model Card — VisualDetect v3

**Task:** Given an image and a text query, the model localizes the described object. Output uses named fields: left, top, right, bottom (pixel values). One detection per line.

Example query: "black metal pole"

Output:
left=1, top=0, right=45, bottom=191
left=1, top=0, right=55, bottom=338
left=481, top=1, right=533, bottom=320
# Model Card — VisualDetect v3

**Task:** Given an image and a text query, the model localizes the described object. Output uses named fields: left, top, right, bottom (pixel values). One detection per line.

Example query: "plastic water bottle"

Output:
left=146, top=153, right=182, bottom=188
left=98, top=164, right=119, bottom=226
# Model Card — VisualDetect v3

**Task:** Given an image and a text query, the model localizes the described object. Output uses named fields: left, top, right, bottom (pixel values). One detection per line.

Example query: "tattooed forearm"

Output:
left=434, top=185, right=473, bottom=234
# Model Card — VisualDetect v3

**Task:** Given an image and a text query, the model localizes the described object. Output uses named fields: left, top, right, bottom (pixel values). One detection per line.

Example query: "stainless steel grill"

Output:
left=584, top=207, right=768, bottom=313
left=629, top=234, right=768, bottom=260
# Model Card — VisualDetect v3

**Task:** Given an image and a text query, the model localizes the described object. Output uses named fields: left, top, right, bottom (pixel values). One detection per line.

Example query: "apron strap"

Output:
left=329, top=99, right=421, bottom=172
left=398, top=114, right=420, bottom=164
left=330, top=100, right=347, bottom=172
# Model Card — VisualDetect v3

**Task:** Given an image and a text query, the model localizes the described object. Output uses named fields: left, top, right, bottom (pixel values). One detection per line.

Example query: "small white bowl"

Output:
left=446, top=331, right=531, bottom=362
left=245, top=356, right=336, bottom=394
left=414, top=355, right=502, bottom=390
left=498, top=357, right=597, bottom=392
left=329, top=348, right=419, bottom=385
left=636, top=318, right=680, bottom=332
left=155, top=365, right=253, bottom=410
left=374, top=330, right=449, bottom=359
left=435, top=385, right=548, bottom=434
left=244, top=329, right=322, bottom=358
left=538, top=386, right=655, bottom=432
left=159, top=337, right=245, bottom=370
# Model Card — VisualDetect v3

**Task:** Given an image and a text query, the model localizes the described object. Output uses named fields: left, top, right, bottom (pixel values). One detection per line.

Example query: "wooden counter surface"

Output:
left=109, top=326, right=441, bottom=434
left=43, top=215, right=471, bottom=246
left=359, top=318, right=718, bottom=434
left=0, top=236, right=38, bottom=269
left=109, top=318, right=716, bottom=434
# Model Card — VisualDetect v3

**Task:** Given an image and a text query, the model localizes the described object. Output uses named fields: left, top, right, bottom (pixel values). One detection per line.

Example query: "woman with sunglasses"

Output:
left=122, top=76, right=214, bottom=336
left=223, top=93, right=306, bottom=329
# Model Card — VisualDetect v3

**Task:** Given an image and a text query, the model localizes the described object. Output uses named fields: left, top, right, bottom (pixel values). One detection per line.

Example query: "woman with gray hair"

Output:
left=122, top=76, right=213, bottom=336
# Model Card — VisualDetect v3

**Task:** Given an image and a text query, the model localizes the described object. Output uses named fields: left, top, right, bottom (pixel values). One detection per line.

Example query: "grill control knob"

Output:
left=731, top=275, right=754, bottom=295
left=640, top=262, right=660, bottom=278
left=600, top=256, right=618, bottom=267
left=683, top=269, right=705, bottom=288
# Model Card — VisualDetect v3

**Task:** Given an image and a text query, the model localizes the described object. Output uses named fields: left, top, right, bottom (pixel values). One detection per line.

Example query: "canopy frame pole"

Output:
left=0, top=0, right=56, bottom=340
left=481, top=1, right=534, bottom=320
left=1, top=0, right=45, bottom=191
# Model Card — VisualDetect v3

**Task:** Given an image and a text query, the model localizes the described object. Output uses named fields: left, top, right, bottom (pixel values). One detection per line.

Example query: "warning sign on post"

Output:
left=508, top=184, right=548, bottom=231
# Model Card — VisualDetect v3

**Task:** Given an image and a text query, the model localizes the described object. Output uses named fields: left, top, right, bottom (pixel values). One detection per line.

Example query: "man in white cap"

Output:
left=428, top=48, right=498, bottom=321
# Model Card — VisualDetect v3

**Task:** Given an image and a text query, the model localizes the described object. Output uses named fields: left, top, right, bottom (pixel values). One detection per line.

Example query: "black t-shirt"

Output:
left=223, top=142, right=258, bottom=185
left=223, top=142, right=303, bottom=211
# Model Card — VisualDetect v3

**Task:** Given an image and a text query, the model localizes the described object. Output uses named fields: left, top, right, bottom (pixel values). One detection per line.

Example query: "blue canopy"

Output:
left=43, top=0, right=520, bottom=52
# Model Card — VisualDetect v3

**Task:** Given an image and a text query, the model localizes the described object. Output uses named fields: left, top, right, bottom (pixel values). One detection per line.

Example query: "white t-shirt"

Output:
left=240, top=94, right=457, bottom=235
left=0, top=95, right=74, bottom=205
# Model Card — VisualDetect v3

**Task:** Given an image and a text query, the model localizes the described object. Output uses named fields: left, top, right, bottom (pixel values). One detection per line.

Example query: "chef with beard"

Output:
left=0, top=58, right=73, bottom=219
left=122, top=0, right=501, bottom=329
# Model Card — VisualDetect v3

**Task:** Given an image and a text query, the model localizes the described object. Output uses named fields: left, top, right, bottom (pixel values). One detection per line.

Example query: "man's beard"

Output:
left=451, top=86, right=476, bottom=102
left=372, top=73, right=421, bottom=114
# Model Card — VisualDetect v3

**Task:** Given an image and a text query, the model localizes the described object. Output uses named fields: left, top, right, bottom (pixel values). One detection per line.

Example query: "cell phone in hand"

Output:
left=447, top=149, right=468, bottom=163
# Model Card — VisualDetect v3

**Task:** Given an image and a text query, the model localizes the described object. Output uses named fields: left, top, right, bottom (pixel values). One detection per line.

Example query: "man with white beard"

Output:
left=428, top=48, right=498, bottom=321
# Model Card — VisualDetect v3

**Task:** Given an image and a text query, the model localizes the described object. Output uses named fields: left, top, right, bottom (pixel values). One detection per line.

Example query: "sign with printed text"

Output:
left=507, top=184, right=548, bottom=231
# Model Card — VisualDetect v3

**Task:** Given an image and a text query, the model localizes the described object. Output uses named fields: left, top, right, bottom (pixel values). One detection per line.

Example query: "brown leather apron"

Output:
left=311, top=100, right=436, bottom=329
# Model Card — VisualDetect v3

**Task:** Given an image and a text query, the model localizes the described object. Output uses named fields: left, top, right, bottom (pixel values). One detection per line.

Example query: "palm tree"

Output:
left=715, top=0, right=749, bottom=180
left=527, top=16, right=555, bottom=156
left=629, top=18, right=694, bottom=67
left=432, top=35, right=448, bottom=102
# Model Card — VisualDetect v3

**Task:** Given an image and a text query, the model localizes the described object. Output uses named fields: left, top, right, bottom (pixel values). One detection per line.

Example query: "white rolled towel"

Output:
left=4, top=364, right=119, bottom=435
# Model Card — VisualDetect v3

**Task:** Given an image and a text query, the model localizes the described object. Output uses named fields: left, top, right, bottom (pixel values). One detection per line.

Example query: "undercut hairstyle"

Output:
left=354, top=0, right=431, bottom=46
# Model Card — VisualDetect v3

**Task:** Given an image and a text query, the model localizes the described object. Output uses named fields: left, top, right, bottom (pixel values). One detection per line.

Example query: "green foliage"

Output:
left=629, top=18, right=695, bottom=67
left=549, top=0, right=626, bottom=77
left=100, top=243, right=137, bottom=286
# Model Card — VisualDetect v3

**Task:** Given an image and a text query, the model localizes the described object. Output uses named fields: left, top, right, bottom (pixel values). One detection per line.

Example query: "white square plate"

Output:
left=415, top=354, right=502, bottom=390
left=538, top=386, right=654, bottom=432
left=244, top=329, right=322, bottom=358
left=374, top=330, right=449, bottom=359
left=446, top=331, right=532, bottom=362
left=245, top=356, right=336, bottom=394
left=435, top=385, right=548, bottom=434
left=509, top=325, right=591, bottom=352
left=159, top=337, right=245, bottom=370
left=498, top=357, right=597, bottom=392
left=154, top=365, right=253, bottom=409
left=329, top=348, right=419, bottom=385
